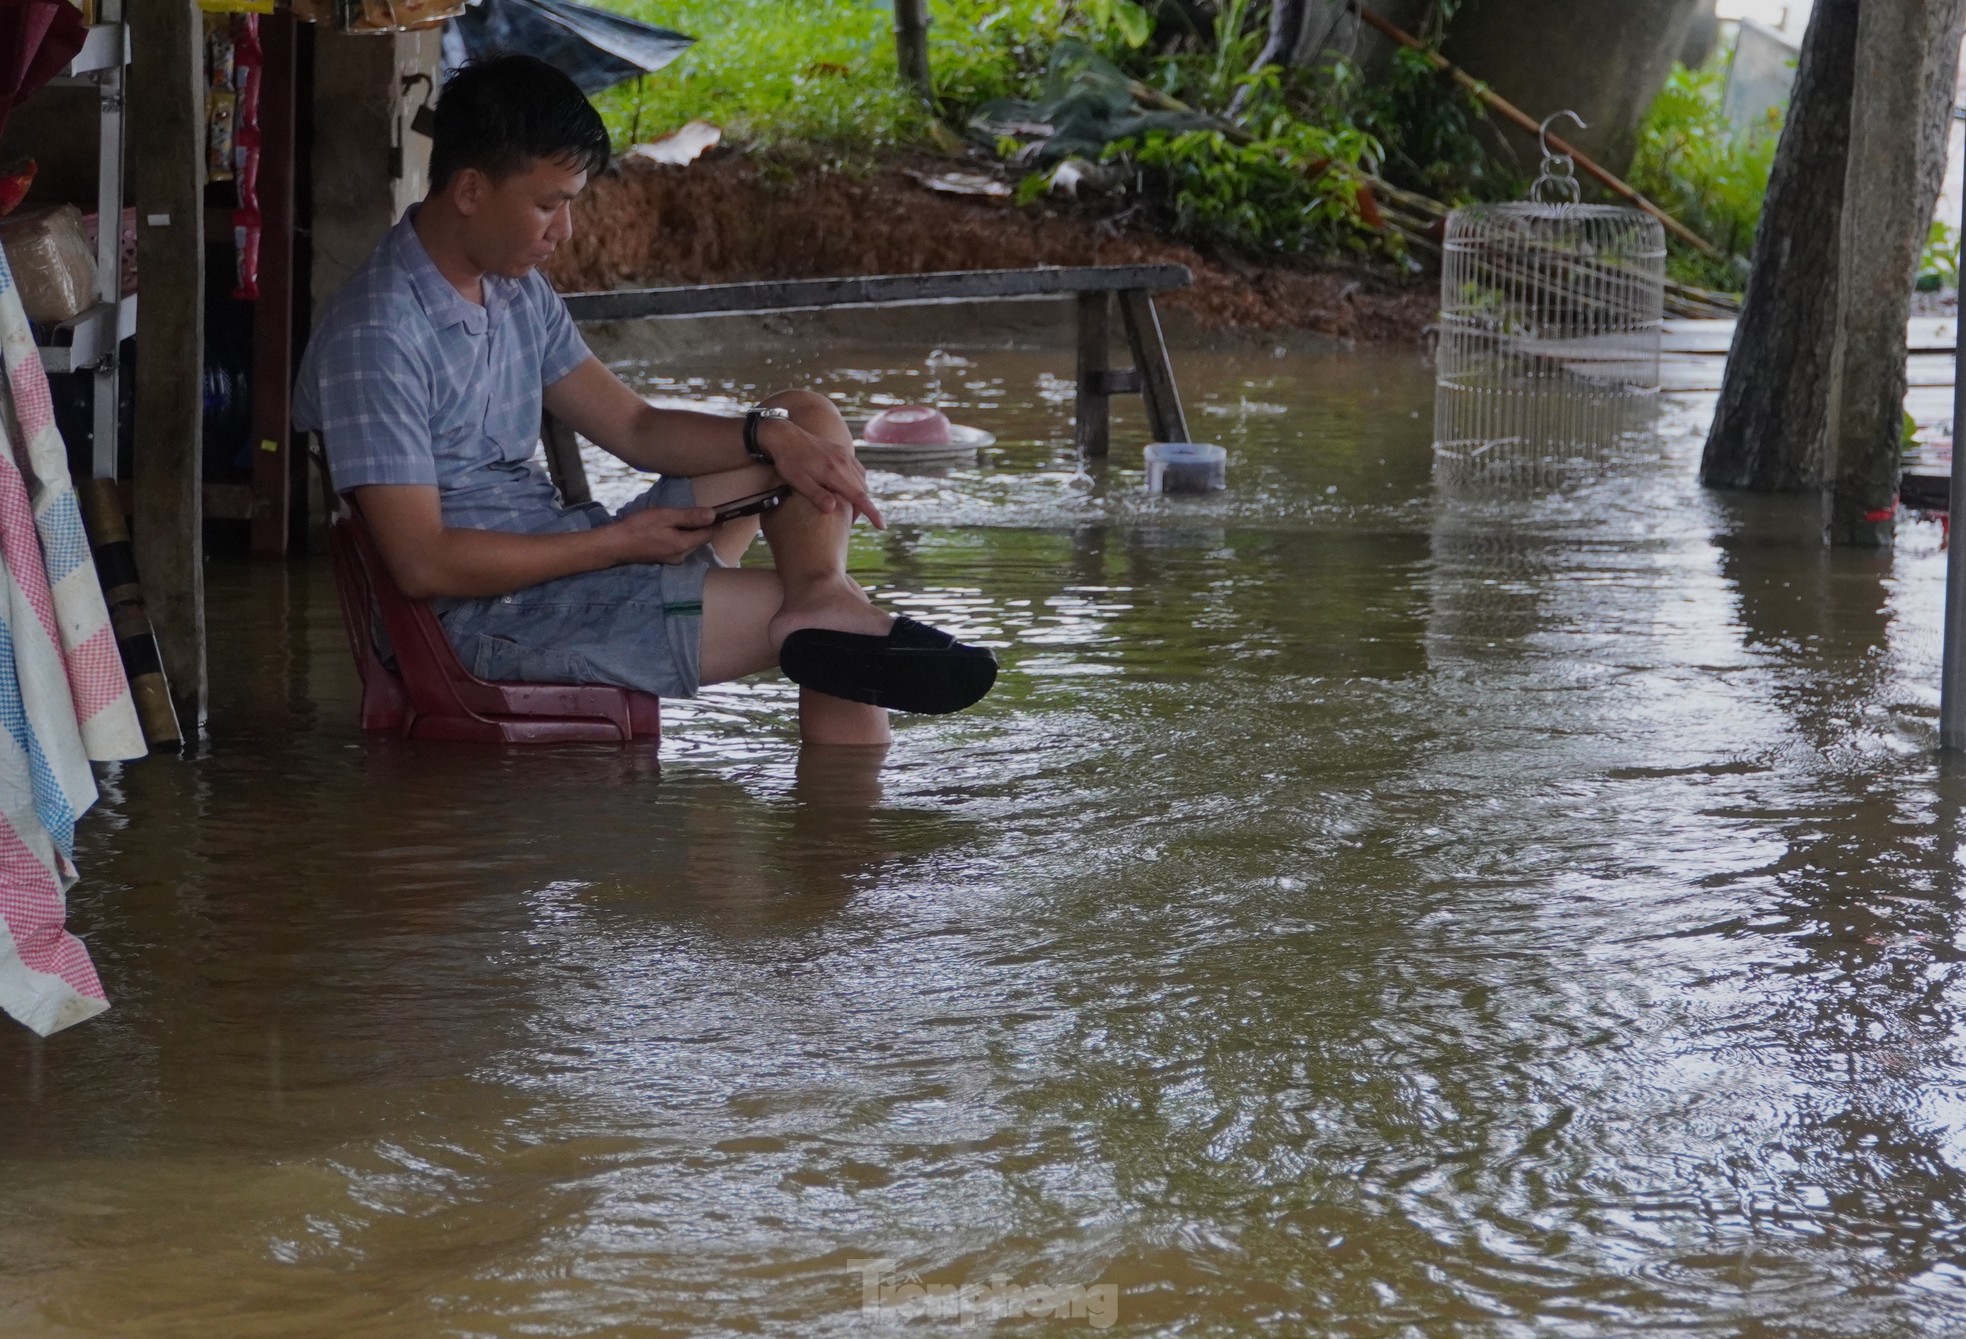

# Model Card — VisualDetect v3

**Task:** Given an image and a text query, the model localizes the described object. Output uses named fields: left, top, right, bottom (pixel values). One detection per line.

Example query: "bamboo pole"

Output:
left=1348, top=1, right=1722, bottom=257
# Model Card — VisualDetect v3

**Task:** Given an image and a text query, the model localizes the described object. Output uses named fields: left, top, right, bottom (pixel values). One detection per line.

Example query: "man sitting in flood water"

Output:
left=293, top=55, right=995, bottom=746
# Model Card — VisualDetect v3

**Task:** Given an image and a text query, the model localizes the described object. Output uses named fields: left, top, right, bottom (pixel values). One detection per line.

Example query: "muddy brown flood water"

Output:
left=4, top=338, right=1966, bottom=1336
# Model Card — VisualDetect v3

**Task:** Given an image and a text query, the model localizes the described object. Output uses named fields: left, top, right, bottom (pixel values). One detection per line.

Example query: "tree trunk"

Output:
left=1698, top=0, right=1858, bottom=493
left=1825, top=0, right=1966, bottom=545
left=1441, top=0, right=1711, bottom=176
left=894, top=0, right=932, bottom=104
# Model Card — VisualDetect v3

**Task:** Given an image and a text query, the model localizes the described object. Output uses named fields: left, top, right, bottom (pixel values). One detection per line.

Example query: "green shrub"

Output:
left=1113, top=88, right=1386, bottom=256
left=582, top=0, right=1490, bottom=263
left=1920, top=219, right=1960, bottom=291
left=1628, top=60, right=1778, bottom=291
left=1336, top=46, right=1515, bottom=203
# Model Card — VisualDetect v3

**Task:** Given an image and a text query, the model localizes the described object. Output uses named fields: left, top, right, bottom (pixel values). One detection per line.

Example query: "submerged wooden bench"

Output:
left=545, top=265, right=1194, bottom=504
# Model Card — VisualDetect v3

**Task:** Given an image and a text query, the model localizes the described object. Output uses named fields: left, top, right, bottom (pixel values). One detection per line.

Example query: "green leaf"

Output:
left=1112, top=0, right=1152, bottom=47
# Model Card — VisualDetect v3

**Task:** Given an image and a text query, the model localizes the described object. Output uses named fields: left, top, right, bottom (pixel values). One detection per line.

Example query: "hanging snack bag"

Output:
left=234, top=122, right=261, bottom=213
left=232, top=204, right=262, bottom=301
left=204, top=13, right=234, bottom=91
left=231, top=14, right=262, bottom=134
left=206, top=88, right=237, bottom=182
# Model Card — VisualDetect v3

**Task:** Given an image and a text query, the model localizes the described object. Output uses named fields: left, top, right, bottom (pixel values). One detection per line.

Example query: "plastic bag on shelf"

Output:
left=0, top=204, right=97, bottom=324
left=78, top=207, right=136, bottom=297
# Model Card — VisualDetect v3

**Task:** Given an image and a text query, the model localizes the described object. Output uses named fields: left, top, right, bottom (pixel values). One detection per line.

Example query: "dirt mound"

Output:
left=541, top=153, right=1436, bottom=344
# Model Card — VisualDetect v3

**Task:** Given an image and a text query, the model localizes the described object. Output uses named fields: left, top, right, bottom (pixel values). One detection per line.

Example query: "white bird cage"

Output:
left=1434, top=114, right=1666, bottom=483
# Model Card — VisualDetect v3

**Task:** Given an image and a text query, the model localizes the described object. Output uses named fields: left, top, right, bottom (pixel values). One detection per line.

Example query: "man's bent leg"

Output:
left=754, top=389, right=891, bottom=649
left=750, top=390, right=896, bottom=743
left=699, top=566, right=893, bottom=747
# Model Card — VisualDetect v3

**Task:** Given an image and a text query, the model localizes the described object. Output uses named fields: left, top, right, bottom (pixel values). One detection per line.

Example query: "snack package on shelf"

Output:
left=232, top=16, right=263, bottom=215
left=232, top=205, right=261, bottom=301
left=204, top=13, right=234, bottom=90
left=0, top=205, right=99, bottom=324
left=232, top=13, right=262, bottom=133
left=336, top=0, right=473, bottom=33
left=205, top=89, right=236, bottom=182
left=234, top=122, right=262, bottom=212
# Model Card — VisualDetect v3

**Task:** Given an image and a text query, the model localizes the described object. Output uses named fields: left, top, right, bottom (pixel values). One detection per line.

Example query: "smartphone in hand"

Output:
left=690, top=485, right=793, bottom=529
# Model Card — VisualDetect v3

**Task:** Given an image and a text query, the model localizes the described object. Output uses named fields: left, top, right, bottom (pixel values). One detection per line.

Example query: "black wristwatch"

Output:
left=744, top=406, right=789, bottom=465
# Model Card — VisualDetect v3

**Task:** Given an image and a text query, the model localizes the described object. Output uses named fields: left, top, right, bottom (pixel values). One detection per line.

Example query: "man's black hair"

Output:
left=429, top=54, right=610, bottom=192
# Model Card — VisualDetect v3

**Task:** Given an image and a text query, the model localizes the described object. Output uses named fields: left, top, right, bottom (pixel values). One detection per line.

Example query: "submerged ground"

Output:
left=4, top=333, right=1965, bottom=1336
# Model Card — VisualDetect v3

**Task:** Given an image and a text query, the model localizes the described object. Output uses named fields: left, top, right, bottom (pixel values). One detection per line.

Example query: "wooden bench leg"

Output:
left=1117, top=289, right=1190, bottom=444
left=541, top=411, right=592, bottom=507
left=1074, top=290, right=1112, bottom=459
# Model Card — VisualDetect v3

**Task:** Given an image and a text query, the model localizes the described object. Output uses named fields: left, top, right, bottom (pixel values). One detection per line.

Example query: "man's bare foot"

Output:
left=767, top=575, right=891, bottom=652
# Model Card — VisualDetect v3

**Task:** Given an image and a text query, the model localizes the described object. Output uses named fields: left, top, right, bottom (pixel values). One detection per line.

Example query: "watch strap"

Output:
left=744, top=408, right=784, bottom=465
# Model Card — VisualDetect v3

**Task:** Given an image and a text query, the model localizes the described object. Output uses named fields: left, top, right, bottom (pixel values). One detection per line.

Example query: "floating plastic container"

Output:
left=864, top=405, right=953, bottom=445
left=852, top=404, right=995, bottom=468
left=1144, top=442, right=1227, bottom=494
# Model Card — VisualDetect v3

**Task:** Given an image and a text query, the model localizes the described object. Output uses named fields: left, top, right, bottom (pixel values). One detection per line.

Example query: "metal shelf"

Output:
left=37, top=294, right=138, bottom=375
left=28, top=9, right=128, bottom=476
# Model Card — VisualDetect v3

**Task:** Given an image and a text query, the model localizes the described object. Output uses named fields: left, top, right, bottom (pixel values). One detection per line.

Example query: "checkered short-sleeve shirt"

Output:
left=293, top=207, right=597, bottom=535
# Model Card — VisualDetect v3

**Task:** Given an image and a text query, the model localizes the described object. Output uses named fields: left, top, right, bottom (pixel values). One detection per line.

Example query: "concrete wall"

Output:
left=308, top=27, right=438, bottom=314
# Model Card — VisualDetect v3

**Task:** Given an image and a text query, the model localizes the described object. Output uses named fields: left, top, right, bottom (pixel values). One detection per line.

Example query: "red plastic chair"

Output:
left=323, top=489, right=661, bottom=744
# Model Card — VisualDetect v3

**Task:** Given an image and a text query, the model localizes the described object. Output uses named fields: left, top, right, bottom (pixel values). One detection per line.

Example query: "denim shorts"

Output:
left=438, top=476, right=723, bottom=699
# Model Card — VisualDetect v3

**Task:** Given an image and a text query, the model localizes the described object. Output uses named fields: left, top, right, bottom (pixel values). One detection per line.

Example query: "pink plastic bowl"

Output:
left=864, top=405, right=953, bottom=446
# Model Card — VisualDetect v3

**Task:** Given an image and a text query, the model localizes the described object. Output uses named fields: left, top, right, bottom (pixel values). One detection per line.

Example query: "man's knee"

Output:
left=760, top=387, right=846, bottom=439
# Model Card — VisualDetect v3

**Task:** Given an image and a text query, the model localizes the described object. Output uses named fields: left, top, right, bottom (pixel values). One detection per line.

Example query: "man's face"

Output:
left=452, top=154, right=587, bottom=278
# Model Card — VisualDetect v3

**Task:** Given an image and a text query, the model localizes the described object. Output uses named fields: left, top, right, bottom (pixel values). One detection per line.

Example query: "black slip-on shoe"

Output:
left=778, top=615, right=997, bottom=714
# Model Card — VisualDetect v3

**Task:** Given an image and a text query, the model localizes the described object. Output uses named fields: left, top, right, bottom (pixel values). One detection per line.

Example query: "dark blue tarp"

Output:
left=442, top=0, right=692, bottom=96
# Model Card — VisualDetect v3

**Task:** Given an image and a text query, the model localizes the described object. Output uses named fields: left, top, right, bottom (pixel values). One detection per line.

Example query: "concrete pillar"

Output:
left=1825, top=0, right=1966, bottom=545
left=308, top=28, right=439, bottom=313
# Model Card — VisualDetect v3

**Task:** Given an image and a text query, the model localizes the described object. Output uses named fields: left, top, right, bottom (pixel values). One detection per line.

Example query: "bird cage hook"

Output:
left=1531, top=110, right=1586, bottom=205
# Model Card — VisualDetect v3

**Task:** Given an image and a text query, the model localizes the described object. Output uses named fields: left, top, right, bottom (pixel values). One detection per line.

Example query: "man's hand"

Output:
left=762, top=416, right=887, bottom=530
left=605, top=505, right=720, bottom=564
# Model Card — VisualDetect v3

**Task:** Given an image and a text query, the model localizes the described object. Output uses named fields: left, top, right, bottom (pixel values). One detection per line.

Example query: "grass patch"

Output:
left=588, top=0, right=1070, bottom=154
left=583, top=0, right=1505, bottom=264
